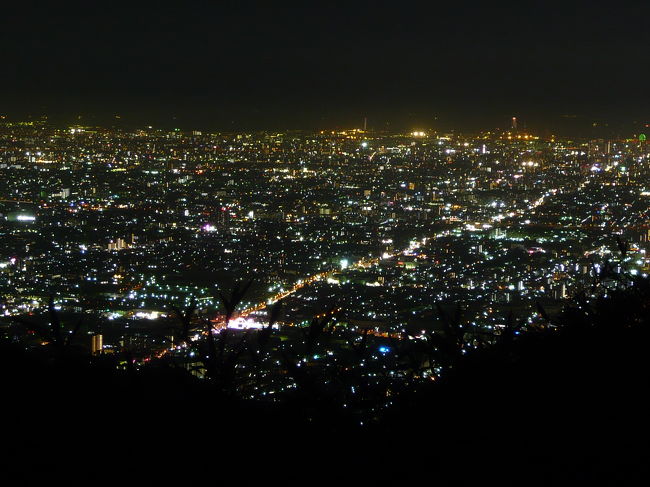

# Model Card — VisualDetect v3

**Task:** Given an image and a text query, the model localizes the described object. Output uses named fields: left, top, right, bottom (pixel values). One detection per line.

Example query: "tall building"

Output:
left=91, top=334, right=103, bottom=355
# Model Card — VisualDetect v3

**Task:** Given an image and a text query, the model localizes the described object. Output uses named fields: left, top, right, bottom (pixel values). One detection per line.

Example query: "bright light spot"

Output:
left=135, top=311, right=162, bottom=320
left=228, top=317, right=279, bottom=330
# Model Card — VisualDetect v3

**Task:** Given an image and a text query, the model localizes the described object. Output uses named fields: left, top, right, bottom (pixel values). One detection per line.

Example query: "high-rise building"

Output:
left=91, top=334, right=103, bottom=355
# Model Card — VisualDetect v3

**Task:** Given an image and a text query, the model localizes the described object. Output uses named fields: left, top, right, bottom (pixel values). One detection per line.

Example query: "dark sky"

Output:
left=2, top=1, right=649, bottom=133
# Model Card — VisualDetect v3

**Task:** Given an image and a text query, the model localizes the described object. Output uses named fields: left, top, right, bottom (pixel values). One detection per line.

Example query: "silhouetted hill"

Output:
left=1, top=282, right=649, bottom=484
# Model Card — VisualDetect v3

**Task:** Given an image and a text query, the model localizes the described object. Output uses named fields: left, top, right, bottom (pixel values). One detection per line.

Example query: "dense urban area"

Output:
left=5, top=1, right=650, bottom=481
left=1, top=117, right=648, bottom=413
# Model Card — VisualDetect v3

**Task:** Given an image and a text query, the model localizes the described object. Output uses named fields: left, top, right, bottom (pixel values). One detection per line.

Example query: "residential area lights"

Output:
left=1, top=123, right=649, bottom=362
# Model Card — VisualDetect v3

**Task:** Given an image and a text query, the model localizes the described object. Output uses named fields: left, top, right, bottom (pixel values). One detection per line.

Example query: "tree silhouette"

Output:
left=12, top=295, right=83, bottom=353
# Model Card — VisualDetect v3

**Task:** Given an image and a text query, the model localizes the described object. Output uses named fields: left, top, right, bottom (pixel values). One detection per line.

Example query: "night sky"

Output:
left=2, top=1, right=649, bottom=133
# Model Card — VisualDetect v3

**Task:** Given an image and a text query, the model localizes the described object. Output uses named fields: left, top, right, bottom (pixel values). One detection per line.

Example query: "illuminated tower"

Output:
left=511, top=117, right=518, bottom=131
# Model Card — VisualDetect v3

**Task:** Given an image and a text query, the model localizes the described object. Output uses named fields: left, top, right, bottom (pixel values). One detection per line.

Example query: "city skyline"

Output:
left=2, top=2, right=649, bottom=480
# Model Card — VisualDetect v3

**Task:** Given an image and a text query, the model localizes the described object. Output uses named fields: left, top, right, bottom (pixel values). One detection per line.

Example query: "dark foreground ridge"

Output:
left=1, top=279, right=649, bottom=484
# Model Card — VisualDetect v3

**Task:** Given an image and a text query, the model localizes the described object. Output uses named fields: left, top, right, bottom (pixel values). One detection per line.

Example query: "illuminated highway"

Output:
left=237, top=257, right=379, bottom=318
